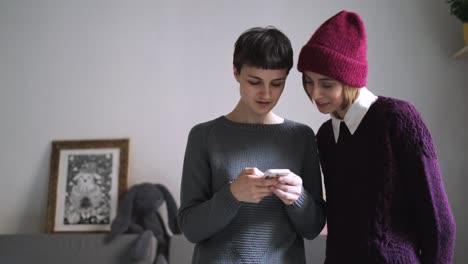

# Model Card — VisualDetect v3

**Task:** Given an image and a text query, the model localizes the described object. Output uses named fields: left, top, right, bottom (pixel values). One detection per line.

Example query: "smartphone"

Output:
left=263, top=169, right=290, bottom=179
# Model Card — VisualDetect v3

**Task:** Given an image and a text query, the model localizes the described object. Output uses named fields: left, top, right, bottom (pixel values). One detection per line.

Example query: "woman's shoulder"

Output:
left=316, top=119, right=333, bottom=138
left=372, top=96, right=426, bottom=130
left=284, top=119, right=316, bottom=137
left=188, top=117, right=223, bottom=137
left=376, top=97, right=435, bottom=157
left=191, top=117, right=220, bottom=129
left=373, top=96, right=419, bottom=116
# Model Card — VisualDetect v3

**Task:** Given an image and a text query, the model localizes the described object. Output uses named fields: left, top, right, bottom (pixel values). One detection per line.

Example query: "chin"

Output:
left=317, top=108, right=331, bottom=115
left=253, top=105, right=274, bottom=114
left=255, top=109, right=272, bottom=116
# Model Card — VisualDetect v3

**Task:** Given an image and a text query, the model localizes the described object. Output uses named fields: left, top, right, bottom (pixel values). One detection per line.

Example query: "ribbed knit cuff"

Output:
left=286, top=187, right=309, bottom=210
left=215, top=183, right=242, bottom=212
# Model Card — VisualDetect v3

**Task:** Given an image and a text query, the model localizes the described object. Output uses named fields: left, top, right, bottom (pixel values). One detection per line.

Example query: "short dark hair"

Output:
left=233, top=26, right=293, bottom=74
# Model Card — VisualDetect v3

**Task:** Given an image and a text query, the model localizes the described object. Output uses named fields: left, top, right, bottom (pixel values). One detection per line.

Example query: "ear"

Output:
left=109, top=185, right=137, bottom=239
left=155, top=184, right=181, bottom=235
left=233, top=65, right=240, bottom=83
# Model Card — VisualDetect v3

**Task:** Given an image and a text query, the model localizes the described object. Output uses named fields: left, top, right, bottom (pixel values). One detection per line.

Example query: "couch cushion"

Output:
left=0, top=234, right=156, bottom=264
left=169, top=234, right=326, bottom=264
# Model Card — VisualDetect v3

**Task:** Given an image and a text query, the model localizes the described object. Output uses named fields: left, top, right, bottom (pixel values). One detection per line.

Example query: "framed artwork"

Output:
left=45, top=139, right=129, bottom=233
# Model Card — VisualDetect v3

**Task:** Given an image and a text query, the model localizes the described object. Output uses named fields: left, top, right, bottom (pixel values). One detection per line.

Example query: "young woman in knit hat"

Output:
left=297, top=10, right=455, bottom=263
left=178, top=26, right=326, bottom=264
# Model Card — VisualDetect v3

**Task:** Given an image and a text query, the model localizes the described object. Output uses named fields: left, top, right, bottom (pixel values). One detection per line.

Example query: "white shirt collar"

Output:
left=331, top=87, right=378, bottom=142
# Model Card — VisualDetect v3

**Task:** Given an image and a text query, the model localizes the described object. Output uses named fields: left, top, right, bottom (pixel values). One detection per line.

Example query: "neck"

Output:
left=334, top=106, right=351, bottom=120
left=226, top=103, right=283, bottom=124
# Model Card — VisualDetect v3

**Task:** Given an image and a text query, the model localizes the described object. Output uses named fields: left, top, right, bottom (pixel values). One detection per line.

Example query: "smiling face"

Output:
left=302, top=71, right=347, bottom=118
left=234, top=65, right=288, bottom=118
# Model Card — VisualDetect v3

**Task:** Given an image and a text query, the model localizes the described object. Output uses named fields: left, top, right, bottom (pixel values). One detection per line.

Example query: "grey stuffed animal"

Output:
left=108, top=183, right=181, bottom=264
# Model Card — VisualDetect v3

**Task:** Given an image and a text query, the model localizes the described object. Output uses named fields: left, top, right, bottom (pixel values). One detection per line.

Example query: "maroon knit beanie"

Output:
left=297, top=10, right=367, bottom=88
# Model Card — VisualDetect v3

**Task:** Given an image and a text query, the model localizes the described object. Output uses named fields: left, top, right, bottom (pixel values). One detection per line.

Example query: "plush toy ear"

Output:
left=108, top=185, right=137, bottom=240
left=155, top=184, right=181, bottom=235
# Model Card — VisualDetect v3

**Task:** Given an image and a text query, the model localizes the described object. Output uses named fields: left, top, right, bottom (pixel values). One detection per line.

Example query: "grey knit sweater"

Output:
left=178, top=116, right=326, bottom=264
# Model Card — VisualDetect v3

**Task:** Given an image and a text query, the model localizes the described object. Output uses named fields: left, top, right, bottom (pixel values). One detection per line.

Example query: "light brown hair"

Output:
left=332, top=85, right=360, bottom=119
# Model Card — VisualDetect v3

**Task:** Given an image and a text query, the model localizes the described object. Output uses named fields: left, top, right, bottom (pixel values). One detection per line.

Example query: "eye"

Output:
left=303, top=78, right=313, bottom=85
left=303, top=81, right=314, bottom=89
left=271, top=82, right=284, bottom=88
left=321, top=82, right=335, bottom=89
left=248, top=81, right=261, bottom=86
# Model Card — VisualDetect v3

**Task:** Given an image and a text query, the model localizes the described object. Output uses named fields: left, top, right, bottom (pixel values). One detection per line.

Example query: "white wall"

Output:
left=1, top=0, right=466, bottom=262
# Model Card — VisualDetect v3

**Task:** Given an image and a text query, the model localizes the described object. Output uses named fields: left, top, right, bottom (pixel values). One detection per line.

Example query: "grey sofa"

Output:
left=0, top=234, right=156, bottom=264
left=169, top=234, right=327, bottom=264
left=0, top=233, right=325, bottom=264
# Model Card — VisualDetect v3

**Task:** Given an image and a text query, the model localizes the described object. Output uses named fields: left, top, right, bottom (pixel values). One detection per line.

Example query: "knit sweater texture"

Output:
left=178, top=116, right=326, bottom=264
left=317, top=97, right=456, bottom=263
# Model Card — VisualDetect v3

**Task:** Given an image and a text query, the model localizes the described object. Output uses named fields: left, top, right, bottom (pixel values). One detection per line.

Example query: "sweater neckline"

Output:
left=217, top=116, right=297, bottom=132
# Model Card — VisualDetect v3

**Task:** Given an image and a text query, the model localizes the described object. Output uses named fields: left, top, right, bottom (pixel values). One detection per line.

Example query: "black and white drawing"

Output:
left=64, top=154, right=112, bottom=225
left=46, top=139, right=129, bottom=233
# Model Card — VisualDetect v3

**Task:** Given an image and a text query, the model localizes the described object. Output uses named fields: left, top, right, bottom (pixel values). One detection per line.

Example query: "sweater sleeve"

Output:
left=392, top=101, right=456, bottom=264
left=285, top=126, right=326, bottom=239
left=178, top=124, right=242, bottom=243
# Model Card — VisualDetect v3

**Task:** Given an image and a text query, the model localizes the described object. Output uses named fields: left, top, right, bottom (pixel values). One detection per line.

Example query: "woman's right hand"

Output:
left=230, top=167, right=278, bottom=203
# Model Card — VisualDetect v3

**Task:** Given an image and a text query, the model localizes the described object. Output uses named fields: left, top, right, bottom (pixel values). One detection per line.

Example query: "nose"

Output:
left=311, top=88, right=319, bottom=100
left=306, top=85, right=318, bottom=100
left=260, top=85, right=272, bottom=99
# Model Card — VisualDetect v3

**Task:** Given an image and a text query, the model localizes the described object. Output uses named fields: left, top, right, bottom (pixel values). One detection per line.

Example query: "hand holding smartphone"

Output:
left=263, top=169, right=290, bottom=179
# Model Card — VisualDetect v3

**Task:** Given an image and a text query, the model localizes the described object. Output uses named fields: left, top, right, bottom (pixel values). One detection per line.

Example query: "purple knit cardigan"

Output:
left=316, top=96, right=455, bottom=264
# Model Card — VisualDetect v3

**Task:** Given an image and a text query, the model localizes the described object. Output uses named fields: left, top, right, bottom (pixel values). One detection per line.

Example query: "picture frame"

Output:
left=45, top=138, right=129, bottom=233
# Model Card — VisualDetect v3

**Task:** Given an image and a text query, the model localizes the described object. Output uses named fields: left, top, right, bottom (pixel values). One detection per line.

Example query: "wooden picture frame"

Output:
left=45, top=139, right=129, bottom=233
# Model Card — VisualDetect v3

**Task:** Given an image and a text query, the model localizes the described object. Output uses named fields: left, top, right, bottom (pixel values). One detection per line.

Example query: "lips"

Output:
left=315, top=101, right=329, bottom=107
left=256, top=101, right=271, bottom=106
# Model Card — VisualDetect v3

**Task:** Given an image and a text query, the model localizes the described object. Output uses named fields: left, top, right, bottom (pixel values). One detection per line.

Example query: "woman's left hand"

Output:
left=270, top=172, right=303, bottom=205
